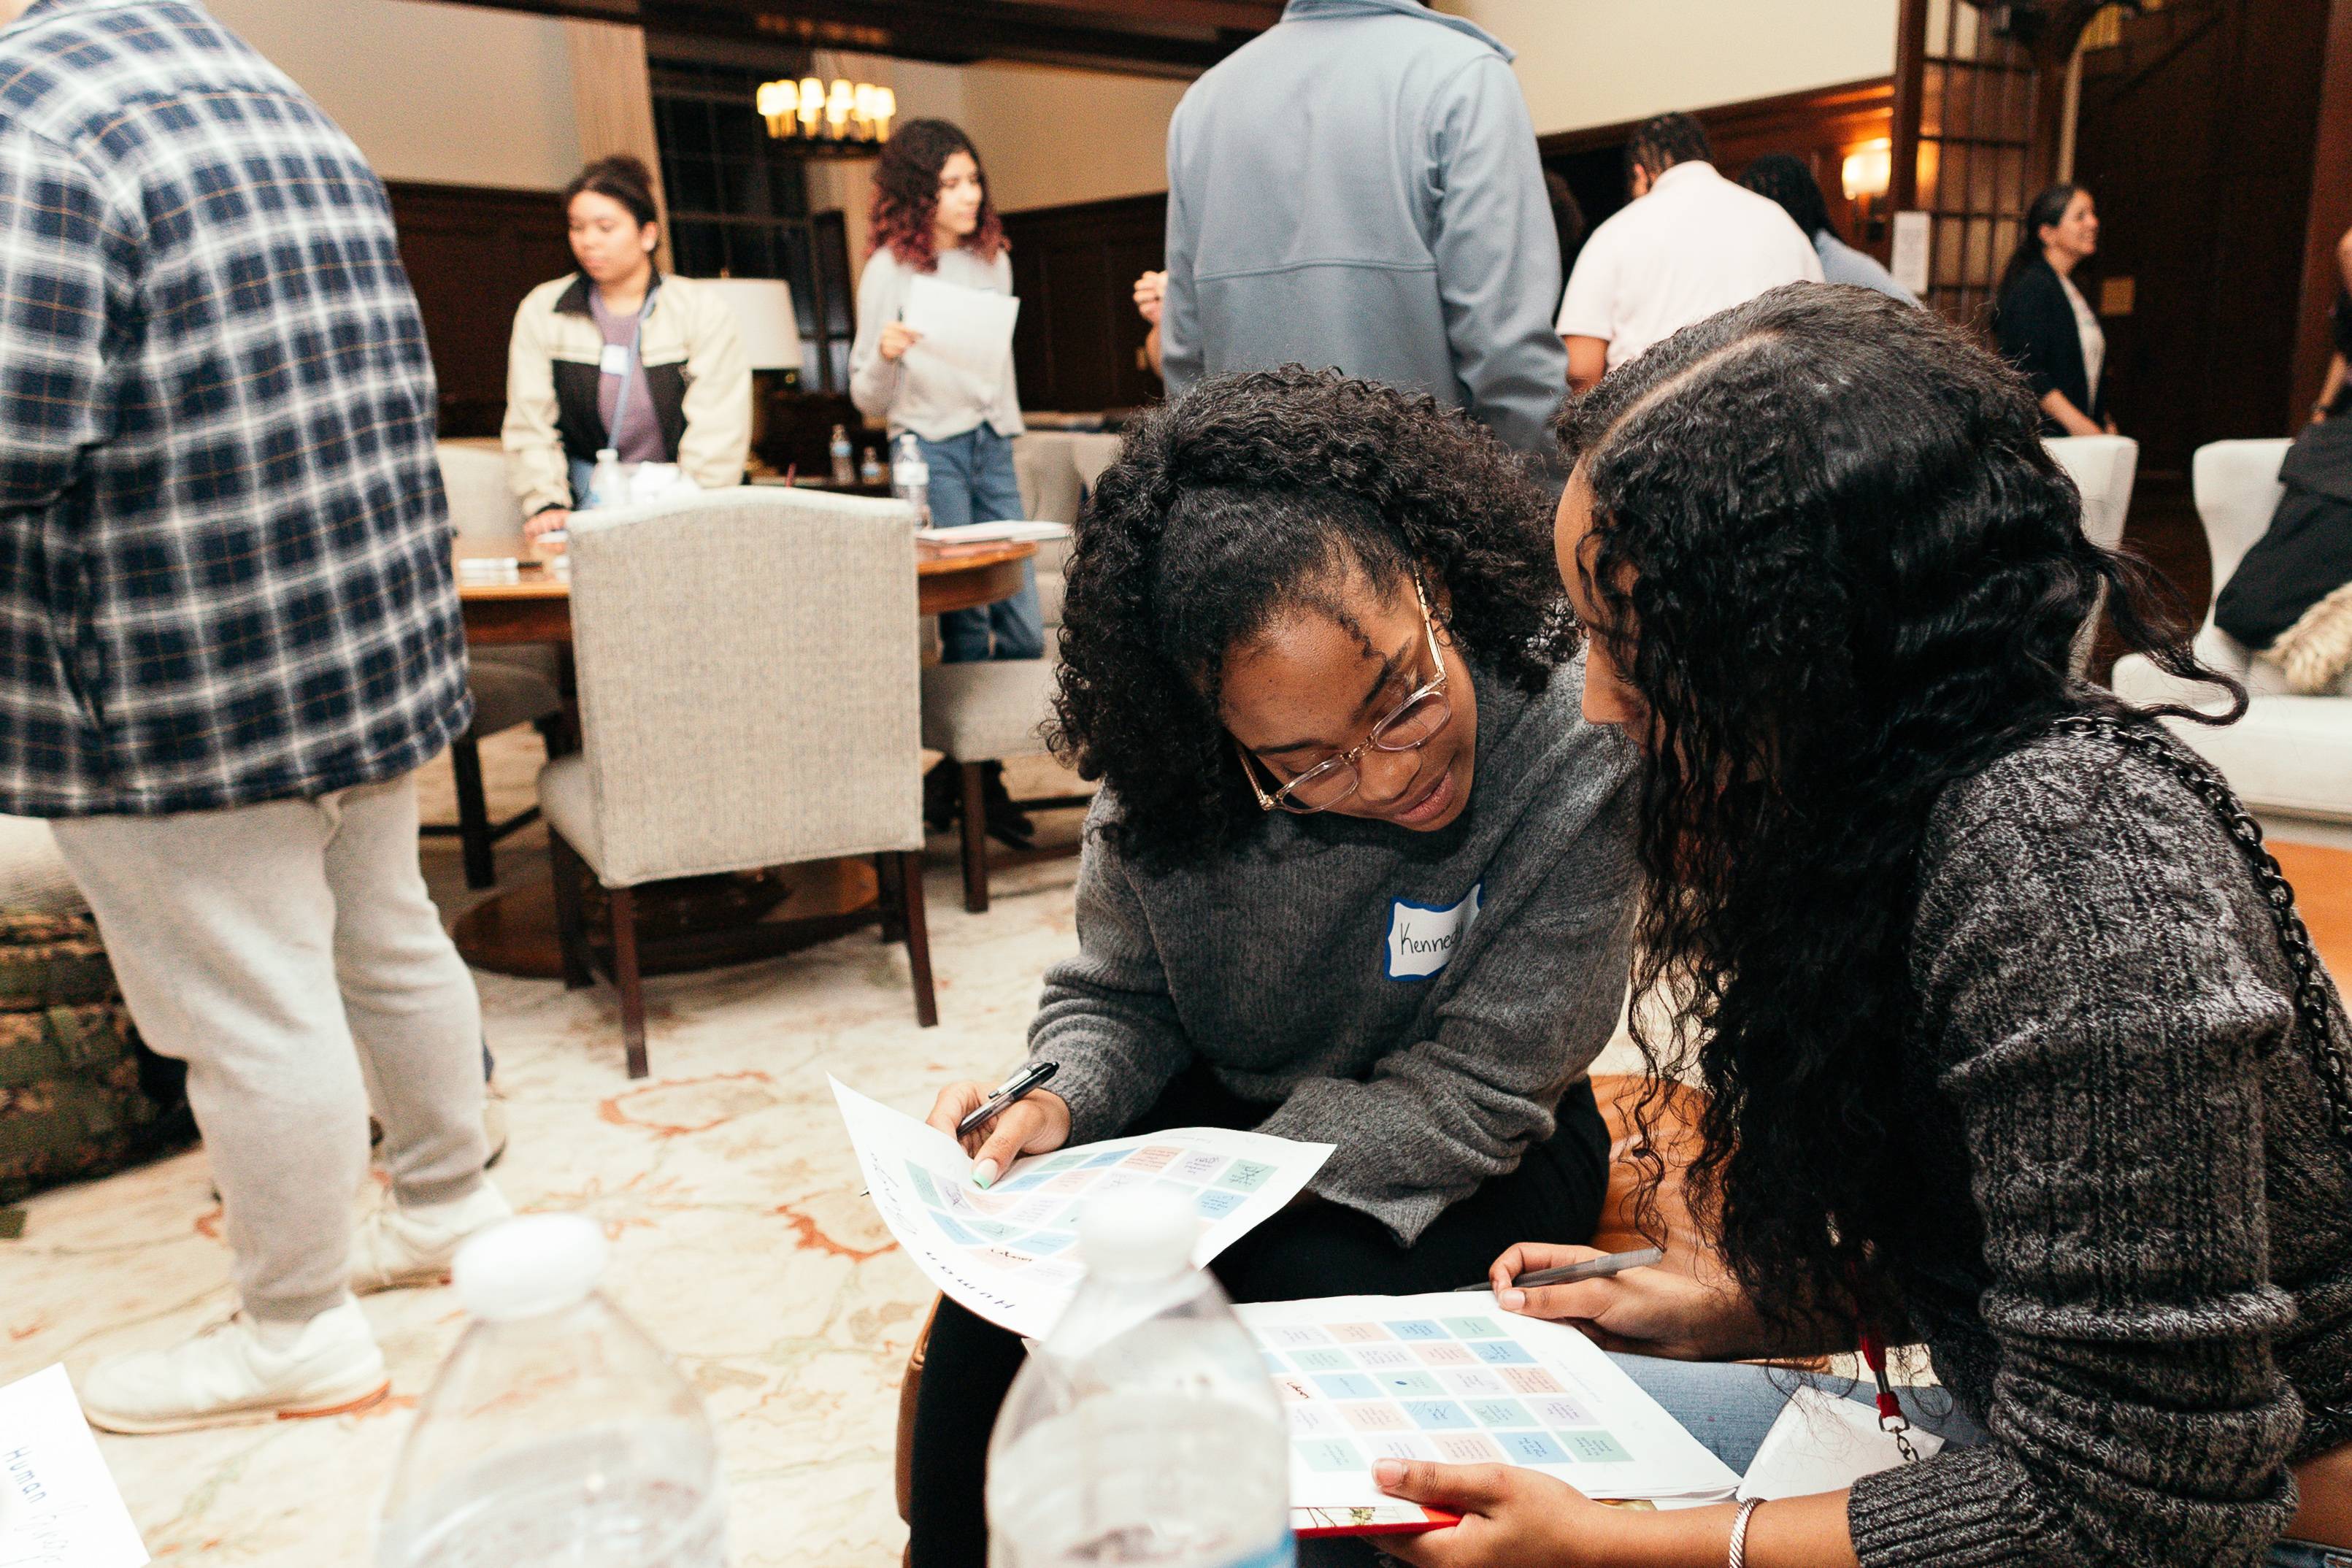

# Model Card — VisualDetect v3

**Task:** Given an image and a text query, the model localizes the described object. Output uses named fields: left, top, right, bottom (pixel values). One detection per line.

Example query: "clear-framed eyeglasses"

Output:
left=1234, top=580, right=1453, bottom=815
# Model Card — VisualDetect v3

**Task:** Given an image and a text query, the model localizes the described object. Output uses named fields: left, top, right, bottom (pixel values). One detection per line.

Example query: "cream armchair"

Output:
left=915, top=432, right=1120, bottom=914
left=2111, top=439, right=2352, bottom=848
left=435, top=442, right=566, bottom=888
left=539, top=488, right=937, bottom=1077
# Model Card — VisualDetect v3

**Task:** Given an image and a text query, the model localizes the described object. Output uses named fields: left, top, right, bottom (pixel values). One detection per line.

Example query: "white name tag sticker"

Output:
left=1385, top=883, right=1482, bottom=981
left=599, top=342, right=631, bottom=376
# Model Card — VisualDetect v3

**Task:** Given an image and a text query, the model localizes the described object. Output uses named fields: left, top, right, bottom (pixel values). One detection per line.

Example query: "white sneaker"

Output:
left=80, top=1299, right=388, bottom=1434
left=350, top=1181, right=514, bottom=1294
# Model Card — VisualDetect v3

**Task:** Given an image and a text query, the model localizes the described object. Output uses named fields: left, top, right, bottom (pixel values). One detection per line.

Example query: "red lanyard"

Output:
left=1859, top=1326, right=1921, bottom=1462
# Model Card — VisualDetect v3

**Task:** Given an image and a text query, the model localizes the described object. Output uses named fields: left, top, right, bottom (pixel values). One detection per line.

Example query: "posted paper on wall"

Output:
left=1239, top=1294, right=1740, bottom=1510
left=902, top=273, right=1021, bottom=407
left=833, top=1077, right=1332, bottom=1340
left=0, top=1364, right=150, bottom=1568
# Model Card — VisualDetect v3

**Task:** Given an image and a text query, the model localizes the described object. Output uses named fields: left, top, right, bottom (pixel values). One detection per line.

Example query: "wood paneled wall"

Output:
left=386, top=182, right=575, bottom=439
left=1539, top=78, right=1897, bottom=261
left=2070, top=0, right=2336, bottom=485
left=1000, top=193, right=1167, bottom=415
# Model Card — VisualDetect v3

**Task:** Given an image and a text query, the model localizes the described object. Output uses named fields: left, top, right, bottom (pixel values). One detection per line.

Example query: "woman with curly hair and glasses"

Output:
left=1368, top=287, right=2352, bottom=1568
left=904, top=368, right=1642, bottom=1566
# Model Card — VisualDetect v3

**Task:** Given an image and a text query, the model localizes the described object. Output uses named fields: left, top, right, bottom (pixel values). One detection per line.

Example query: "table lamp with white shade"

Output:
left=690, top=276, right=807, bottom=477
left=692, top=276, right=804, bottom=375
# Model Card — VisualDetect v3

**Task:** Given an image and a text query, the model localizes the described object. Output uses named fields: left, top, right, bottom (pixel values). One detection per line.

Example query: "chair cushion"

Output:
left=536, top=753, right=607, bottom=880
left=920, top=660, right=1059, bottom=761
left=2160, top=697, right=2352, bottom=823
left=467, top=659, right=564, bottom=737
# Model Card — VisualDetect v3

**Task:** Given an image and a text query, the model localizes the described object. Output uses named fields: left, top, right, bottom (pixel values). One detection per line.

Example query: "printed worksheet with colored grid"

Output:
left=1237, top=1294, right=1740, bottom=1510
left=831, top=1077, right=1334, bottom=1340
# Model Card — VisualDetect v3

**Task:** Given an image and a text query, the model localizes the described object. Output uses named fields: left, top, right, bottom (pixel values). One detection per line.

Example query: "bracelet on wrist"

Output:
left=1726, top=1497, right=1761, bottom=1568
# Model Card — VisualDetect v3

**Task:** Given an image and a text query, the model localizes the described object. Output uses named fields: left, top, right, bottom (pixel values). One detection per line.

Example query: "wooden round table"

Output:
left=456, top=535, right=1039, bottom=644
left=449, top=537, right=1040, bottom=979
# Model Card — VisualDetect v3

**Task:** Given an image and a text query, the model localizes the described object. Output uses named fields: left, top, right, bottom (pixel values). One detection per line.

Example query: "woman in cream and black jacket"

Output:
left=502, top=156, right=750, bottom=545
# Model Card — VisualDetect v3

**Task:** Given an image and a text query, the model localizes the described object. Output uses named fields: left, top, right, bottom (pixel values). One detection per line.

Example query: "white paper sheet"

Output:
left=833, top=1077, right=1334, bottom=1340
left=1237, top=1294, right=1740, bottom=1511
left=1735, top=1383, right=1942, bottom=1502
left=0, top=1364, right=151, bottom=1568
left=1891, top=210, right=1932, bottom=296
left=915, top=520, right=1072, bottom=545
left=902, top=274, right=1021, bottom=406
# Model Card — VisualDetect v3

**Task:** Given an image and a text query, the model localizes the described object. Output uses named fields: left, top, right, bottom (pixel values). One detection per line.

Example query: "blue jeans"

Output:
left=918, top=426, right=1044, bottom=664
left=1607, top=1355, right=2343, bottom=1565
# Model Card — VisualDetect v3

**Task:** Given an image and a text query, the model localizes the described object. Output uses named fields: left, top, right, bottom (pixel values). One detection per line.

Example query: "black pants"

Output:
left=904, top=1068, right=1611, bottom=1568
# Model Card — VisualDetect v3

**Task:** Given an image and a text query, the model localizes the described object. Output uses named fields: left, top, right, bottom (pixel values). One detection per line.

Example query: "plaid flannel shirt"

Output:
left=0, top=0, right=469, bottom=817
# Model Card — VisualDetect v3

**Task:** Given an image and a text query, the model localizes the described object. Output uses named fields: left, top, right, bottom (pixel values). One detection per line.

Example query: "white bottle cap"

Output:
left=453, top=1213, right=609, bottom=1323
left=1077, top=1185, right=1199, bottom=1283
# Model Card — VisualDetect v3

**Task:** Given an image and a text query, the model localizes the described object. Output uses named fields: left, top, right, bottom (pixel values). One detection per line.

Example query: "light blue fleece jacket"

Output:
left=1158, top=0, right=1569, bottom=457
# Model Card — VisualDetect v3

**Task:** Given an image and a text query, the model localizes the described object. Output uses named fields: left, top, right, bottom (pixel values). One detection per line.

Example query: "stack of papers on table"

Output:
left=915, top=520, right=1072, bottom=545
left=1240, top=1294, right=1739, bottom=1516
left=832, top=1078, right=1333, bottom=1340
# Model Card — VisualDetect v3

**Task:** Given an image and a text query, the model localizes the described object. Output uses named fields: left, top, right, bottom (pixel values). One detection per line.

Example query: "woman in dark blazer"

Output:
left=1994, top=182, right=2116, bottom=437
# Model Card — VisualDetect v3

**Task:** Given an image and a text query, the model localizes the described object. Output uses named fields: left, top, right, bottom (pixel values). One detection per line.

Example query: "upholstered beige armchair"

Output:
left=436, top=442, right=566, bottom=889
left=539, top=488, right=937, bottom=1077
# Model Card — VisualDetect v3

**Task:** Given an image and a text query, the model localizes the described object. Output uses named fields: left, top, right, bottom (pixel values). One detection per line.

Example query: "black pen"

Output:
left=1453, top=1245, right=1664, bottom=1293
left=957, top=1059, right=1060, bottom=1138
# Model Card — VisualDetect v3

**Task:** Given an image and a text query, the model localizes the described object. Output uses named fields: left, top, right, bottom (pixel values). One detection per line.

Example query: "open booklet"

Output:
left=1240, top=1293, right=1741, bottom=1531
left=831, top=1077, right=1334, bottom=1340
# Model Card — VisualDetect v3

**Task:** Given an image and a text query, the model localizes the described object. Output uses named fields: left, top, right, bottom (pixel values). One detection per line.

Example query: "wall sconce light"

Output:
left=1842, top=139, right=1893, bottom=242
left=758, top=76, right=893, bottom=151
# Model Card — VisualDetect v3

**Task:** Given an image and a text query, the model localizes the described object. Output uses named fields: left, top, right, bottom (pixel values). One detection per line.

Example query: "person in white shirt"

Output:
left=1556, top=113, right=1823, bottom=391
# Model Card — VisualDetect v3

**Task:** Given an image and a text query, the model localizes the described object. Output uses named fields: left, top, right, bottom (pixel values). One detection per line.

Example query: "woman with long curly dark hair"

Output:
left=906, top=368, right=1642, bottom=1566
left=1373, top=287, right=2352, bottom=1568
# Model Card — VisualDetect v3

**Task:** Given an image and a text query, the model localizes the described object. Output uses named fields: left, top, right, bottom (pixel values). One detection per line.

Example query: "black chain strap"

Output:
left=2051, top=715, right=2352, bottom=1144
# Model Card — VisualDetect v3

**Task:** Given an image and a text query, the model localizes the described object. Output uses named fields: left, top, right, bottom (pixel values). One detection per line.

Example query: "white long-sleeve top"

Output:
left=848, top=244, right=1024, bottom=442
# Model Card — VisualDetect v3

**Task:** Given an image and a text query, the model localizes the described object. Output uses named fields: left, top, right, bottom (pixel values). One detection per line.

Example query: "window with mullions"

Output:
left=652, top=61, right=856, bottom=393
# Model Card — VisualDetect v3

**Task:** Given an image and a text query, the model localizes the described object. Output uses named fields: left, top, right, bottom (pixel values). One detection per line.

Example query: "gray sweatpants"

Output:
left=53, top=772, right=488, bottom=1324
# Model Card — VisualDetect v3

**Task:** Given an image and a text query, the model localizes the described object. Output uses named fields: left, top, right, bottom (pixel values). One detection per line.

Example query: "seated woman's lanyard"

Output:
left=1859, top=1326, right=1921, bottom=1463
left=602, top=278, right=659, bottom=453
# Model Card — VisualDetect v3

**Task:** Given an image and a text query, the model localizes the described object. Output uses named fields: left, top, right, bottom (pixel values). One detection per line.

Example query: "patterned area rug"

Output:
left=0, top=731, right=1086, bottom=1566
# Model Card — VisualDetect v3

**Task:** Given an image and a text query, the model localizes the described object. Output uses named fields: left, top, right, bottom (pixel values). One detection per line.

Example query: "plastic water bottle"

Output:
left=829, top=423, right=856, bottom=485
left=891, top=432, right=931, bottom=526
left=584, top=447, right=626, bottom=511
left=985, top=1188, right=1294, bottom=1568
left=374, top=1214, right=726, bottom=1568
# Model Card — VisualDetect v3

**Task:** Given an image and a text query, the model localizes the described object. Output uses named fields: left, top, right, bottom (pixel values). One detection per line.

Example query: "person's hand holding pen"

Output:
left=878, top=320, right=922, bottom=361
left=924, top=1064, right=1070, bottom=1190
left=1479, top=1241, right=1778, bottom=1363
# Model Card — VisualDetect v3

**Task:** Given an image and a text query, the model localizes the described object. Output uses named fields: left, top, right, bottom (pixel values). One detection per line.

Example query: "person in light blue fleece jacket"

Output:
left=1158, top=0, right=1569, bottom=458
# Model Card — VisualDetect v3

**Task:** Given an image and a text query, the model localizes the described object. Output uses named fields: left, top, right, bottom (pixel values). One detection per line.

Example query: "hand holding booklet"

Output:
left=831, top=1077, right=1333, bottom=1340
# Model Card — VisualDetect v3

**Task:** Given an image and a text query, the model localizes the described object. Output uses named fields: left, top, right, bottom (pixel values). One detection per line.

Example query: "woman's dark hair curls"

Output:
left=1051, top=367, right=1575, bottom=874
left=1553, top=284, right=2235, bottom=1334
left=869, top=118, right=1005, bottom=271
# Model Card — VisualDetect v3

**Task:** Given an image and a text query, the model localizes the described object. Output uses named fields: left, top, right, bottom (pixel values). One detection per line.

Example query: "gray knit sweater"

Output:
left=1028, top=661, right=1639, bottom=1245
left=1848, top=726, right=2352, bottom=1566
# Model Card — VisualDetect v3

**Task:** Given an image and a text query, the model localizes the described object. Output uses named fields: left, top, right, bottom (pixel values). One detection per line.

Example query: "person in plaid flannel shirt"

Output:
left=0, top=0, right=512, bottom=1429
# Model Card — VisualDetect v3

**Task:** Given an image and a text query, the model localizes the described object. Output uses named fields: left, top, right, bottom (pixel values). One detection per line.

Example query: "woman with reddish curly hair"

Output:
left=850, top=118, right=1039, bottom=839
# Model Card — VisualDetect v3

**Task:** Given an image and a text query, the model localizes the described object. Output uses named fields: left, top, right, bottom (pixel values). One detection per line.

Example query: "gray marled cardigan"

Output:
left=1848, top=726, right=2352, bottom=1566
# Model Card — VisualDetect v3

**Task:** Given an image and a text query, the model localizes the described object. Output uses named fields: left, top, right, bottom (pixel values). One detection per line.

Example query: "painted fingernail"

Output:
left=1499, top=1289, right=1526, bottom=1310
left=1372, top=1459, right=1407, bottom=1488
left=972, top=1160, right=999, bottom=1189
